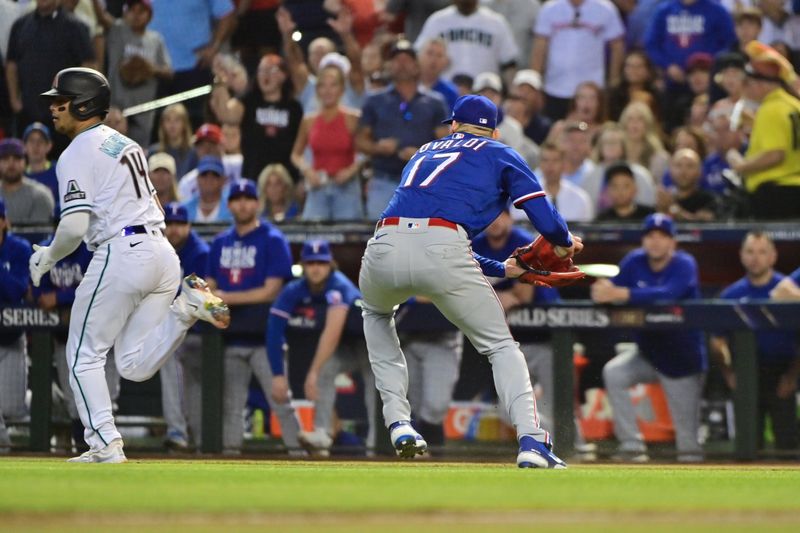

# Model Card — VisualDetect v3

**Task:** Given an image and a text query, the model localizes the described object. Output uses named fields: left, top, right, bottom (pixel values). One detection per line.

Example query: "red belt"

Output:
left=377, top=217, right=459, bottom=231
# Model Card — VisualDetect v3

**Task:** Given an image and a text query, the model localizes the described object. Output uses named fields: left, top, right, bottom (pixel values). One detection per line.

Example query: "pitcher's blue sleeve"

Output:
left=520, top=198, right=572, bottom=247
left=472, top=252, right=505, bottom=278
left=266, top=310, right=290, bottom=376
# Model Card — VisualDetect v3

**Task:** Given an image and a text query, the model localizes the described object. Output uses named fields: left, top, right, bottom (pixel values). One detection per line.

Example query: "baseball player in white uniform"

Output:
left=32, top=68, right=230, bottom=463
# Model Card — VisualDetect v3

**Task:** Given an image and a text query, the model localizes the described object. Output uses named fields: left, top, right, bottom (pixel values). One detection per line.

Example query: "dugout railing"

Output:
left=7, top=300, right=800, bottom=461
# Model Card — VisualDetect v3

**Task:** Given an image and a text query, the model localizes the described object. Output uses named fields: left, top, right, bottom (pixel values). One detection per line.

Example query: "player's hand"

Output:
left=555, top=234, right=583, bottom=259
left=398, top=146, right=418, bottom=161
left=271, top=375, right=291, bottom=404
left=503, top=257, right=524, bottom=278
left=304, top=370, right=319, bottom=401
left=29, top=244, right=55, bottom=288
left=770, top=278, right=800, bottom=301
left=375, top=138, right=398, bottom=156
left=776, top=373, right=798, bottom=399
left=37, top=292, right=58, bottom=311
left=591, top=278, right=618, bottom=303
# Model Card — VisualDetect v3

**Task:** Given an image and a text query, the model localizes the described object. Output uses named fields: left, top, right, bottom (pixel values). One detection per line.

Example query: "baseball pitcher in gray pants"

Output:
left=360, top=222, right=549, bottom=444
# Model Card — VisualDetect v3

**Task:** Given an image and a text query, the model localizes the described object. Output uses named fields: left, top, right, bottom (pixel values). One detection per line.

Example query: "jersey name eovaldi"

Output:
left=56, top=124, right=164, bottom=250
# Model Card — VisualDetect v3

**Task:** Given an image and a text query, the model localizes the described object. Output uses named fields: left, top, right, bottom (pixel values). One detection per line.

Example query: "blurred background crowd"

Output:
left=1, top=0, right=800, bottom=226
left=1, top=0, right=800, bottom=461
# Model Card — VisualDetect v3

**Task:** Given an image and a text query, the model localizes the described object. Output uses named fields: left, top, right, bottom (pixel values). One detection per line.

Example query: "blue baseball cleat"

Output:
left=389, top=421, right=427, bottom=458
left=517, top=435, right=567, bottom=469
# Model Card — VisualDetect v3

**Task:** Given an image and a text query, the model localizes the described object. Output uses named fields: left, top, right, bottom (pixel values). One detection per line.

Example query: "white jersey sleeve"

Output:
left=57, top=147, right=97, bottom=219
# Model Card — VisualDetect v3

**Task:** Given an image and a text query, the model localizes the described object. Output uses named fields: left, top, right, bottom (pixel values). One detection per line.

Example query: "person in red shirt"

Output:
left=291, top=64, right=363, bottom=220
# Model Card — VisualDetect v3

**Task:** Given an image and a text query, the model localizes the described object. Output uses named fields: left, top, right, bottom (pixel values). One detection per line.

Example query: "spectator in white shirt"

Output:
left=512, top=141, right=594, bottom=222
left=530, top=0, right=625, bottom=121
left=558, top=121, right=596, bottom=188
left=414, top=0, right=518, bottom=83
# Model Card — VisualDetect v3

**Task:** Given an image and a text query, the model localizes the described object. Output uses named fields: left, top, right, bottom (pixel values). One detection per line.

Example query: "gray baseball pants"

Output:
left=359, top=218, right=547, bottom=441
left=314, top=338, right=377, bottom=449
left=0, top=337, right=26, bottom=449
left=222, top=345, right=300, bottom=452
left=404, top=331, right=463, bottom=425
left=603, top=344, right=705, bottom=457
left=159, top=332, right=202, bottom=443
left=520, top=342, right=554, bottom=429
left=167, top=333, right=202, bottom=445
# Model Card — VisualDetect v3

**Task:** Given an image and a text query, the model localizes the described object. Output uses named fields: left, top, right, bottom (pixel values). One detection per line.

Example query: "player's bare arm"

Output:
left=770, top=277, right=800, bottom=300
left=216, top=277, right=284, bottom=306
left=305, top=305, right=348, bottom=401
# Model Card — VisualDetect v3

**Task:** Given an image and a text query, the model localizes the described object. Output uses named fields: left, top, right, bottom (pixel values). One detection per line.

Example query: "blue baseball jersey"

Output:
left=381, top=132, right=571, bottom=246
left=0, top=232, right=33, bottom=344
left=613, top=249, right=707, bottom=377
left=266, top=270, right=361, bottom=375
left=176, top=230, right=209, bottom=279
left=471, top=225, right=560, bottom=303
left=719, top=274, right=797, bottom=363
left=32, top=239, right=92, bottom=308
left=790, top=267, right=800, bottom=285
left=208, top=220, right=293, bottom=292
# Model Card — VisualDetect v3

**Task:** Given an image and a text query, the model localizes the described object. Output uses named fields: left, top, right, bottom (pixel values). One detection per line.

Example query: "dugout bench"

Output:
left=11, top=301, right=800, bottom=461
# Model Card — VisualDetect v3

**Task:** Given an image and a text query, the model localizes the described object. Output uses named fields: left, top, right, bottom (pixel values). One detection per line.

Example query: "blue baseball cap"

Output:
left=442, top=94, right=498, bottom=130
left=301, top=239, right=333, bottom=262
left=163, top=202, right=188, bottom=223
left=196, top=155, right=224, bottom=176
left=642, top=213, right=676, bottom=237
left=0, top=138, right=24, bottom=158
left=228, top=179, right=258, bottom=200
left=0, top=198, right=5, bottom=219
left=23, top=122, right=52, bottom=142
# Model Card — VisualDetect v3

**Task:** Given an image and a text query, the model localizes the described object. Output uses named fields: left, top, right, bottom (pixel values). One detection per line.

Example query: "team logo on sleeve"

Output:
left=63, top=180, right=86, bottom=202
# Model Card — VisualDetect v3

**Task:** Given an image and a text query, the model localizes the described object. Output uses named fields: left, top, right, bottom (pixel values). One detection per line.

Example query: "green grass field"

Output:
left=2, top=458, right=800, bottom=532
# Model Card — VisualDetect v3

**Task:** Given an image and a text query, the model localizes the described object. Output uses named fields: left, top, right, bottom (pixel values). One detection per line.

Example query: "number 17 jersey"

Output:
left=381, top=132, right=549, bottom=239
left=57, top=124, right=164, bottom=250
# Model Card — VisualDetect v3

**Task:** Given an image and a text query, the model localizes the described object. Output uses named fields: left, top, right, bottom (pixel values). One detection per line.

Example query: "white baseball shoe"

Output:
left=299, top=428, right=333, bottom=457
left=389, top=421, right=427, bottom=458
left=174, top=274, right=230, bottom=329
left=67, top=438, right=127, bottom=464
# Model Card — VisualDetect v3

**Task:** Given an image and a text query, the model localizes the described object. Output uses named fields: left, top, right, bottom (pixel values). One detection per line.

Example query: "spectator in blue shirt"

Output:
left=356, top=38, right=449, bottom=219
left=149, top=0, right=236, bottom=126
left=711, top=231, right=799, bottom=451
left=591, top=214, right=707, bottom=462
left=267, top=240, right=376, bottom=456
left=22, top=122, right=58, bottom=215
left=0, top=199, right=32, bottom=452
left=206, top=180, right=301, bottom=454
left=644, top=0, right=736, bottom=84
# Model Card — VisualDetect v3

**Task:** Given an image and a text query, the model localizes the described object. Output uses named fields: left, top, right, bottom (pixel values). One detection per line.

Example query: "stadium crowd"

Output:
left=1, top=0, right=800, bottom=460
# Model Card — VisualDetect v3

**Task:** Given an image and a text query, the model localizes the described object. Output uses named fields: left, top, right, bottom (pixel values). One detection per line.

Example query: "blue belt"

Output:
left=120, top=225, right=148, bottom=237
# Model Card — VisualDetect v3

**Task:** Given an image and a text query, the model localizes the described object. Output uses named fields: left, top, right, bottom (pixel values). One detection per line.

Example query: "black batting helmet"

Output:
left=41, top=67, right=111, bottom=120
